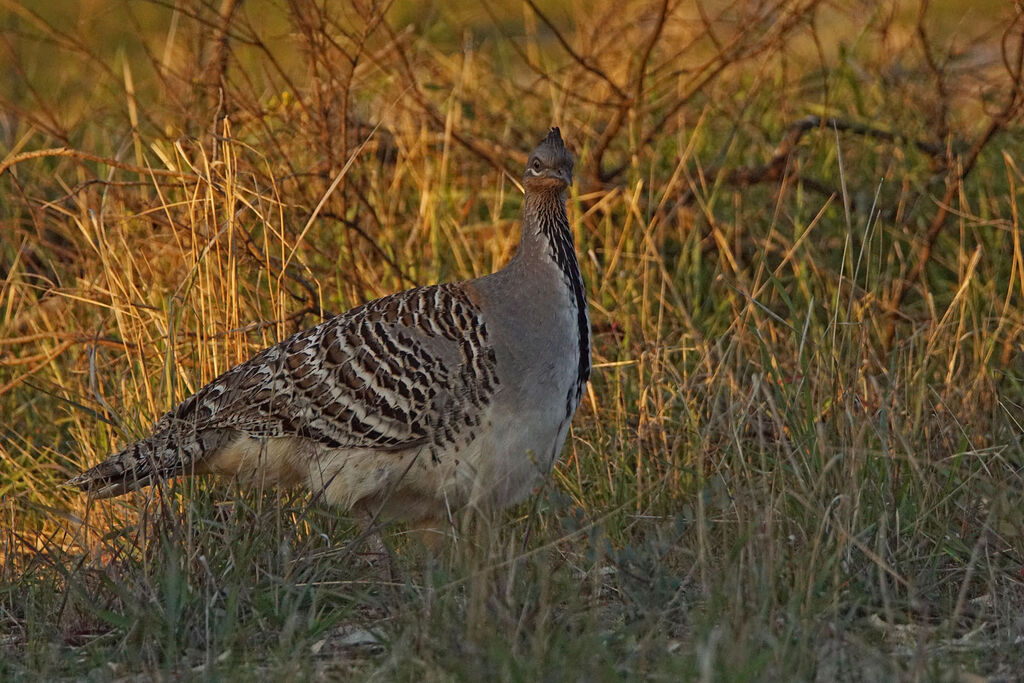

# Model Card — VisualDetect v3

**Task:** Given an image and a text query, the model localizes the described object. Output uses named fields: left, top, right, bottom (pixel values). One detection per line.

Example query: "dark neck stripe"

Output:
left=534, top=192, right=591, bottom=405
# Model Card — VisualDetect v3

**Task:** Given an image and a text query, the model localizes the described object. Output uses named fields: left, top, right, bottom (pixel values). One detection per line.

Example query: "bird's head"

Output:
left=523, top=127, right=574, bottom=193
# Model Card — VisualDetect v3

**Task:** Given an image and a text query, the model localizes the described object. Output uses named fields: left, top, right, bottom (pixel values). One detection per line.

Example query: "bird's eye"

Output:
left=531, top=158, right=542, bottom=171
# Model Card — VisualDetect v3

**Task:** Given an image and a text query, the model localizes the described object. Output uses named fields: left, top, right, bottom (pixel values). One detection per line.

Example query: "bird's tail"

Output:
left=67, top=428, right=236, bottom=498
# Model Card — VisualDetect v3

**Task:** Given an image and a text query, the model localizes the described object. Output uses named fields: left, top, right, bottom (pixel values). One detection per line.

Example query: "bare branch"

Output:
left=522, top=0, right=627, bottom=101
left=591, top=0, right=670, bottom=181
left=883, top=12, right=1024, bottom=345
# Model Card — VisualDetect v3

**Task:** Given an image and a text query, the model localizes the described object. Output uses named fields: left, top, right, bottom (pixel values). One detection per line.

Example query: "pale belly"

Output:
left=199, top=396, right=577, bottom=523
left=465, top=406, right=574, bottom=510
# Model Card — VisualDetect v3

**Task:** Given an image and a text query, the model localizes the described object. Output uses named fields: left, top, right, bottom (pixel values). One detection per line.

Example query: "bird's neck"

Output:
left=518, top=190, right=576, bottom=270
left=514, top=188, right=591, bottom=391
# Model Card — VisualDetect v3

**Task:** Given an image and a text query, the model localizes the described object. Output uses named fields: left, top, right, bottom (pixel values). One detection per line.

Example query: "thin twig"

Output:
left=0, top=147, right=201, bottom=180
left=522, top=0, right=627, bottom=101
left=671, top=115, right=942, bottom=211
left=592, top=0, right=670, bottom=182
left=883, top=16, right=1024, bottom=345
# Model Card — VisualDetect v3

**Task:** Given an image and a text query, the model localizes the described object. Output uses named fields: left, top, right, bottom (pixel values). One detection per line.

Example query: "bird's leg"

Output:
left=355, top=507, right=400, bottom=587
left=409, top=515, right=449, bottom=553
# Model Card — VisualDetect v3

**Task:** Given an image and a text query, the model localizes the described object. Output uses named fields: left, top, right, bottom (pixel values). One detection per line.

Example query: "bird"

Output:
left=67, top=127, right=590, bottom=541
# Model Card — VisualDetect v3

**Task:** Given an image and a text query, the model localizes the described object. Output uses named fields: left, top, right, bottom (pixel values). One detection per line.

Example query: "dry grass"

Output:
left=2, top=0, right=1024, bottom=679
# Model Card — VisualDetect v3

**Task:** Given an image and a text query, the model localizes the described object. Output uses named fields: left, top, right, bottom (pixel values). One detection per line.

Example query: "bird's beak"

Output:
left=548, top=168, right=572, bottom=185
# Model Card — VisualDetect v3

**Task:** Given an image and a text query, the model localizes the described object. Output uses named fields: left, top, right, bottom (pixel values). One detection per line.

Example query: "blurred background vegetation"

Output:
left=2, top=0, right=1023, bottom=679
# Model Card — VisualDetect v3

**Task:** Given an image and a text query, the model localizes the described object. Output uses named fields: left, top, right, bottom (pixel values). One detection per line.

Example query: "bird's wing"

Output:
left=154, top=283, right=498, bottom=453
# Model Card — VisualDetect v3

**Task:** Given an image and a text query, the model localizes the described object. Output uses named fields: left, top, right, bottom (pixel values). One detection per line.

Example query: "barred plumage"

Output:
left=69, top=128, right=589, bottom=529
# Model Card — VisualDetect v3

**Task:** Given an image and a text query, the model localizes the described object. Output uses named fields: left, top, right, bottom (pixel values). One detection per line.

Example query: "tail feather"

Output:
left=67, top=428, right=238, bottom=498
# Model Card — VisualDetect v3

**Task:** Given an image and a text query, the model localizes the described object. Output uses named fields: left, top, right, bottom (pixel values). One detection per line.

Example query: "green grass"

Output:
left=2, top=0, right=1024, bottom=679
